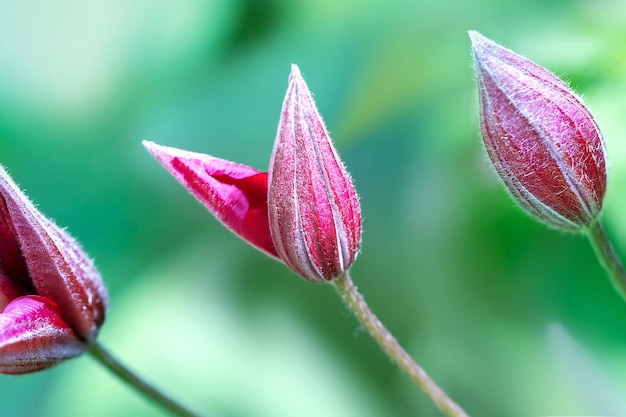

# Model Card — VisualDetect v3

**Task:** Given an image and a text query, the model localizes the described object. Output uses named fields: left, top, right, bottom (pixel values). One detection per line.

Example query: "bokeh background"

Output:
left=2, top=0, right=626, bottom=416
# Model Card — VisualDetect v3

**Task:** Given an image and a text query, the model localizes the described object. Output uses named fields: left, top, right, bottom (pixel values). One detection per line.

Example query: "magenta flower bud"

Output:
left=0, top=166, right=107, bottom=374
left=470, top=31, right=607, bottom=230
left=268, top=65, right=361, bottom=282
left=144, top=64, right=361, bottom=282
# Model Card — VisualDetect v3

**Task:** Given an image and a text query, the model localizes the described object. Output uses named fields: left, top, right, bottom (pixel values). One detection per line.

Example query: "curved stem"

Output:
left=586, top=220, right=626, bottom=302
left=88, top=341, right=204, bottom=417
left=333, top=271, right=469, bottom=417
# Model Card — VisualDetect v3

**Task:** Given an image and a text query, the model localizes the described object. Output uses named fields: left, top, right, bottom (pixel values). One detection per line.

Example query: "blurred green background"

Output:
left=2, top=0, right=626, bottom=416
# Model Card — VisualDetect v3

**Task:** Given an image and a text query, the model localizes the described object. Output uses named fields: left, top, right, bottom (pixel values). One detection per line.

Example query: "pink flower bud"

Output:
left=0, top=166, right=107, bottom=374
left=144, top=64, right=361, bottom=282
left=470, top=31, right=607, bottom=230
left=268, top=65, right=361, bottom=282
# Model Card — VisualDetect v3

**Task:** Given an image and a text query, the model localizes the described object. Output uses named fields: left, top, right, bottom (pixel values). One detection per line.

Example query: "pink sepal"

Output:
left=143, top=141, right=279, bottom=259
left=0, top=166, right=107, bottom=341
left=0, top=296, right=85, bottom=375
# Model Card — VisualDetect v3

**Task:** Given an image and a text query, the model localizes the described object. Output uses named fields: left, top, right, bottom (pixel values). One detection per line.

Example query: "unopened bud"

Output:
left=268, top=65, right=361, bottom=282
left=470, top=31, right=607, bottom=230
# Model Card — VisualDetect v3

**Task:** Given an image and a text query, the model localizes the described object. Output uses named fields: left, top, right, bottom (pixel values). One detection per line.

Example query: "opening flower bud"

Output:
left=144, top=64, right=362, bottom=283
left=469, top=31, right=607, bottom=230
left=0, top=166, right=107, bottom=374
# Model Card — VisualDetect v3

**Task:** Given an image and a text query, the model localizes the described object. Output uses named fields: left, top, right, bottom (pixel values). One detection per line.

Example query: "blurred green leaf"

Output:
left=1, top=0, right=626, bottom=416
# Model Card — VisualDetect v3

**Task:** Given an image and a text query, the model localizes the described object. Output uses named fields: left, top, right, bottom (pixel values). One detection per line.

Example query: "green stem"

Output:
left=333, top=271, right=469, bottom=417
left=586, top=220, right=626, bottom=302
left=88, top=342, right=203, bottom=417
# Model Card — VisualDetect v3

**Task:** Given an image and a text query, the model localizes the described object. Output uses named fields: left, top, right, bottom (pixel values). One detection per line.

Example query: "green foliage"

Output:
left=2, top=0, right=626, bottom=416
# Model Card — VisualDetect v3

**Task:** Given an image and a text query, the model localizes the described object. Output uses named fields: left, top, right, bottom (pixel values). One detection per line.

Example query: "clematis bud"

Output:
left=0, top=166, right=107, bottom=374
left=144, top=64, right=361, bottom=283
left=469, top=31, right=607, bottom=230
left=268, top=65, right=361, bottom=282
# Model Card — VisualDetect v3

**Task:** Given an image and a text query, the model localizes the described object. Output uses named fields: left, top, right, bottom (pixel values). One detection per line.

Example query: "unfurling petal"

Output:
left=143, top=141, right=278, bottom=258
left=0, top=296, right=85, bottom=375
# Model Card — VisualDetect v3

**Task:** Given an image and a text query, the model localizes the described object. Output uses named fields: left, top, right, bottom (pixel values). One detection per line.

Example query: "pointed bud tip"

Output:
left=288, top=64, right=305, bottom=86
left=468, top=31, right=497, bottom=58
left=468, top=30, right=485, bottom=45
left=142, top=140, right=160, bottom=156
left=143, top=141, right=190, bottom=166
left=143, top=140, right=173, bottom=167
left=290, top=63, right=301, bottom=76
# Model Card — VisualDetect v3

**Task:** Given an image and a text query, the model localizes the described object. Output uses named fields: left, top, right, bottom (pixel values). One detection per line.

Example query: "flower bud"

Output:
left=469, top=31, right=607, bottom=230
left=144, top=65, right=362, bottom=283
left=0, top=165, right=107, bottom=374
left=268, top=65, right=361, bottom=282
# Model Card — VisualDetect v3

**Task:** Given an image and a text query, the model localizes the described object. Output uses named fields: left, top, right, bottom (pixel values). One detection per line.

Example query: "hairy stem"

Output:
left=333, top=271, right=469, bottom=417
left=587, top=220, right=626, bottom=302
left=88, top=341, right=203, bottom=417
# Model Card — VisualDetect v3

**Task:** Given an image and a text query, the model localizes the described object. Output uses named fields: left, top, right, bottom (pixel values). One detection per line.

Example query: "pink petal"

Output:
left=0, top=166, right=108, bottom=342
left=0, top=295, right=85, bottom=375
left=0, top=270, right=26, bottom=311
left=268, top=65, right=361, bottom=282
left=0, top=194, right=32, bottom=294
left=143, top=141, right=279, bottom=259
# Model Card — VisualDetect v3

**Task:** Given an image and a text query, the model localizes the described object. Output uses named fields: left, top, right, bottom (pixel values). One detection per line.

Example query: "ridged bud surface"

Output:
left=0, top=166, right=107, bottom=374
left=470, top=31, right=607, bottom=230
left=268, top=65, right=361, bottom=282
